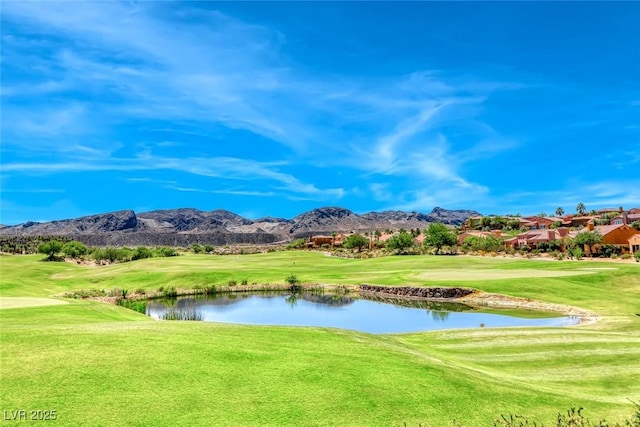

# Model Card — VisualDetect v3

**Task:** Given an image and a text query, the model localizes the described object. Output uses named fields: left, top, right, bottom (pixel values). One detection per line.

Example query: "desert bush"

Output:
left=462, top=235, right=504, bottom=253
left=286, top=238, right=307, bottom=250
left=62, top=241, right=88, bottom=258
left=571, top=247, right=583, bottom=260
left=285, top=274, right=302, bottom=292
left=155, top=247, right=178, bottom=257
left=62, top=289, right=106, bottom=299
left=94, top=247, right=131, bottom=263
left=132, top=246, right=153, bottom=260
left=600, top=244, right=622, bottom=258
left=285, top=274, right=299, bottom=285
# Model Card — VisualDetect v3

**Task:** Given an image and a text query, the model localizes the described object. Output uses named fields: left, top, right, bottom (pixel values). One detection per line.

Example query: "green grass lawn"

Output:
left=1, top=252, right=639, bottom=426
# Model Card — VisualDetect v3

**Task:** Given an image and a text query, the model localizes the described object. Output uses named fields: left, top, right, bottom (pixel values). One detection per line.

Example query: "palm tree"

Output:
left=331, top=232, right=337, bottom=247
left=576, top=203, right=586, bottom=216
left=555, top=207, right=565, bottom=217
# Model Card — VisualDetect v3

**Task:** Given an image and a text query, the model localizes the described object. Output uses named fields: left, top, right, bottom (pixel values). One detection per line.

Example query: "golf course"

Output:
left=1, top=252, right=639, bottom=426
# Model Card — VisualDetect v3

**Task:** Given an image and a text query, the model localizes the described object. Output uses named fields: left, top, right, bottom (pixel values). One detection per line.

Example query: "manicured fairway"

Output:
left=0, top=297, right=68, bottom=309
left=416, top=268, right=598, bottom=280
left=1, top=253, right=639, bottom=426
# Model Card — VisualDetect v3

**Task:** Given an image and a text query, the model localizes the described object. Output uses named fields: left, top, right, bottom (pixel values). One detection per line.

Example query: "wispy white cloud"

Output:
left=1, top=1, right=524, bottom=211
left=167, top=185, right=275, bottom=197
left=374, top=102, right=449, bottom=170
left=2, top=154, right=344, bottom=200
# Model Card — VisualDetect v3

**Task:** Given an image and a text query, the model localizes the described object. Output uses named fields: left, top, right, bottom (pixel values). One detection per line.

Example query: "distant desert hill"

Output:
left=0, top=206, right=480, bottom=246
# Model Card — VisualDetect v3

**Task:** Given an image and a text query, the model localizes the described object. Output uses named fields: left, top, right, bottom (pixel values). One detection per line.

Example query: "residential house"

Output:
left=504, top=228, right=569, bottom=250
left=518, top=218, right=538, bottom=230
left=569, top=215, right=598, bottom=228
left=309, top=235, right=334, bottom=248
left=610, top=213, right=640, bottom=226
left=629, top=234, right=640, bottom=255
left=597, top=208, right=622, bottom=215
left=580, top=223, right=638, bottom=254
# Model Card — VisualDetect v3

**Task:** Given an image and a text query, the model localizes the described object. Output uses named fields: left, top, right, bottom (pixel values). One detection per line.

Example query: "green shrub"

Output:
left=635, top=252, right=640, bottom=262
left=132, top=246, right=153, bottom=260
left=62, top=289, right=106, bottom=299
left=285, top=274, right=299, bottom=285
left=203, top=245, right=214, bottom=253
left=600, top=244, right=622, bottom=258
left=191, top=243, right=203, bottom=253
left=162, top=286, right=178, bottom=298
left=156, top=247, right=178, bottom=257
left=241, top=278, right=248, bottom=286
left=462, top=235, right=504, bottom=253
left=62, top=241, right=88, bottom=258
left=570, top=247, right=583, bottom=260
left=94, top=247, right=132, bottom=263
left=228, top=279, right=237, bottom=287
left=286, top=238, right=307, bottom=250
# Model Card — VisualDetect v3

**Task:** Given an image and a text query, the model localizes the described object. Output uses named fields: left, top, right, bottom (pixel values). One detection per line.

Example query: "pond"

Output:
left=146, top=292, right=580, bottom=334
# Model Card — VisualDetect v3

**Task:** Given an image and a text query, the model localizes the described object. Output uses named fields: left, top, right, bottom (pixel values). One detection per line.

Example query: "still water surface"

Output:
left=146, top=293, right=580, bottom=334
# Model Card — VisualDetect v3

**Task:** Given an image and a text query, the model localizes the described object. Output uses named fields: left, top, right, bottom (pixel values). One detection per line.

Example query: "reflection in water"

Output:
left=431, top=311, right=450, bottom=322
left=146, top=291, right=579, bottom=334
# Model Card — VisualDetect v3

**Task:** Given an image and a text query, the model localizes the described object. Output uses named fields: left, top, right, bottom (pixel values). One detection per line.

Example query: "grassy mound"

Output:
left=1, top=253, right=638, bottom=425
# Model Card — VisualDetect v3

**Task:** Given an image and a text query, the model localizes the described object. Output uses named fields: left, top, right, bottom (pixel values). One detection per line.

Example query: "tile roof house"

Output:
left=629, top=234, right=640, bottom=255
left=610, top=213, right=640, bottom=225
left=579, top=223, right=639, bottom=254
left=504, top=228, right=569, bottom=250
left=309, top=235, right=334, bottom=248
left=569, top=215, right=598, bottom=228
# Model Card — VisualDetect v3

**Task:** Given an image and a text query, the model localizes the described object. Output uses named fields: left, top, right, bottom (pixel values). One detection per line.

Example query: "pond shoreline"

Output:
left=62, top=283, right=599, bottom=326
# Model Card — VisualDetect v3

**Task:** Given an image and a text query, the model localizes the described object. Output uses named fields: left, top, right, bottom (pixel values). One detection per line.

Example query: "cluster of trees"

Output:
left=0, top=235, right=74, bottom=255
left=461, top=235, right=504, bottom=253
left=37, top=239, right=178, bottom=263
left=339, top=223, right=458, bottom=255
left=190, top=243, right=217, bottom=253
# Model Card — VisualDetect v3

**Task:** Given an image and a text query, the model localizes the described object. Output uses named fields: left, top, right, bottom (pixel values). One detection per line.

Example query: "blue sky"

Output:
left=1, top=2, right=639, bottom=224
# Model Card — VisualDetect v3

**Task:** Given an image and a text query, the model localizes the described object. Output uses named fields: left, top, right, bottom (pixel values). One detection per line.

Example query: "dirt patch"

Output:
left=0, top=297, right=69, bottom=310
left=416, top=269, right=597, bottom=281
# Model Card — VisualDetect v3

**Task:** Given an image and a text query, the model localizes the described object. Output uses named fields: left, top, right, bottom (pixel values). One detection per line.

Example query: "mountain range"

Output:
left=0, top=206, right=479, bottom=246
